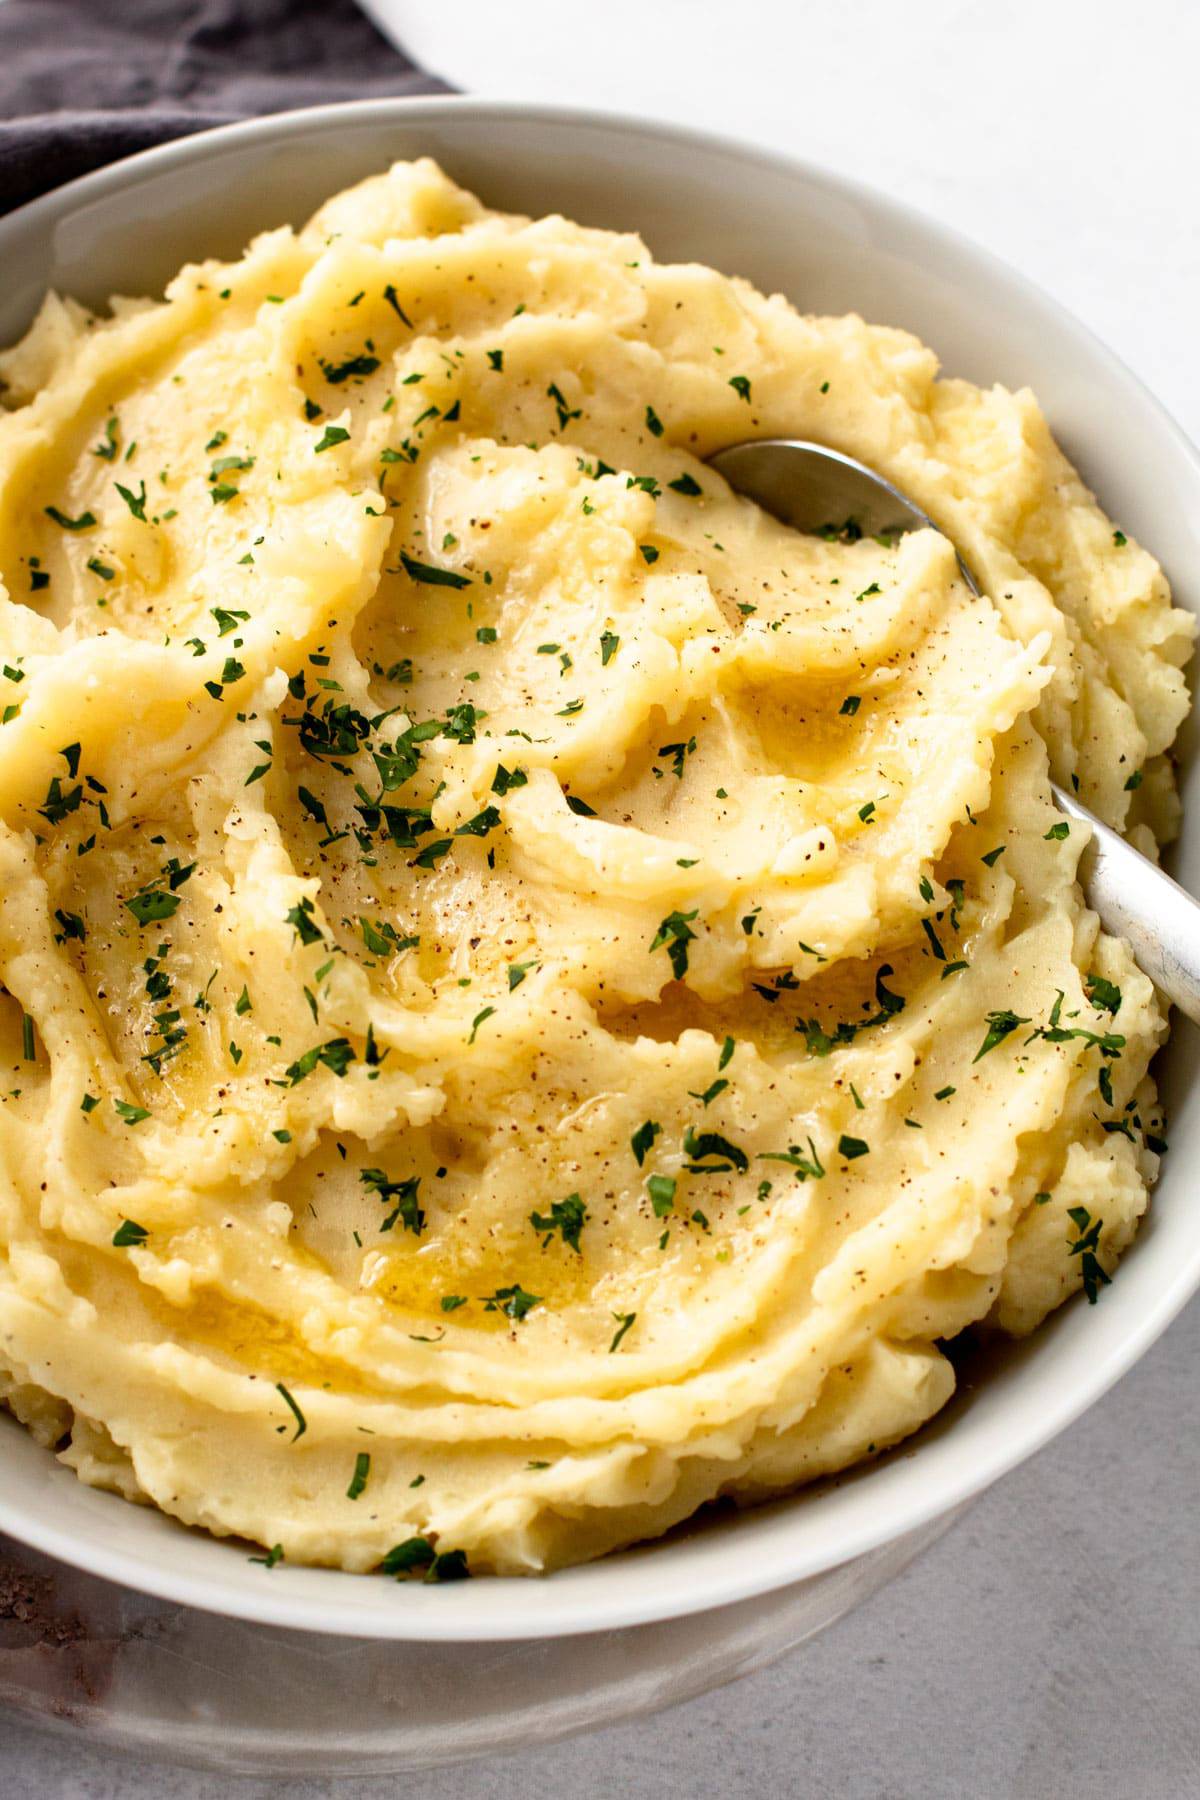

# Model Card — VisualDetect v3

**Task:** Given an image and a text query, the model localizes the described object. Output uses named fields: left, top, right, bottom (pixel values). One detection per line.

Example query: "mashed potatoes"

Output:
left=0, top=160, right=1189, bottom=1576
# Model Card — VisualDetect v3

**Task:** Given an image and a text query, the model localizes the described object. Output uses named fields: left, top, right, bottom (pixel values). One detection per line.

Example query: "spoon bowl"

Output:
left=710, top=434, right=1200, bottom=1023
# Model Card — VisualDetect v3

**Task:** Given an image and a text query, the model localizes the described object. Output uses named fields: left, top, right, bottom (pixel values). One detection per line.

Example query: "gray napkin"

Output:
left=0, top=0, right=451, bottom=215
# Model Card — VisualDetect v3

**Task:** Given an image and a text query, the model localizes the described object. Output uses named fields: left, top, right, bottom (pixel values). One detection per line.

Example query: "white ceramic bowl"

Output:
left=0, top=97, right=1198, bottom=1757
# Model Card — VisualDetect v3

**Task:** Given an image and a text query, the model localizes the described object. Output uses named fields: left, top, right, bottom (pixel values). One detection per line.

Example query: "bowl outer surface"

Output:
left=0, top=98, right=1197, bottom=1643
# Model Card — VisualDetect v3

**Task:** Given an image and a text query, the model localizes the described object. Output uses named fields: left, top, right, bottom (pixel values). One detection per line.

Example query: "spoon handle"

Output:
left=1054, top=784, right=1200, bottom=1024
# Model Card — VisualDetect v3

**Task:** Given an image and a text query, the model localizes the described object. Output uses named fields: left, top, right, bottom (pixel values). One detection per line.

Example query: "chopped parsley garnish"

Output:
left=93, top=418, right=120, bottom=461
left=981, top=845, right=1006, bottom=866
left=362, top=1168, right=424, bottom=1235
left=468, top=1006, right=495, bottom=1045
left=115, top=480, right=147, bottom=521
left=650, top=908, right=699, bottom=980
left=380, top=1539, right=469, bottom=1583
left=346, top=1452, right=371, bottom=1500
left=658, top=737, right=696, bottom=779
left=530, top=1192, right=587, bottom=1253
left=645, top=404, right=664, bottom=437
left=482, top=1283, right=541, bottom=1322
left=921, top=918, right=946, bottom=961
left=647, top=1174, right=676, bottom=1216
left=360, top=917, right=418, bottom=956
left=399, top=551, right=471, bottom=589
left=285, top=1038, right=355, bottom=1084
left=275, top=1382, right=307, bottom=1440
left=112, top=1218, right=148, bottom=1247
left=126, top=886, right=182, bottom=925
left=211, top=606, right=249, bottom=636
left=381, top=1537, right=434, bottom=1575
left=631, top=1121, right=661, bottom=1166
left=114, top=1099, right=150, bottom=1125
left=837, top=1134, right=869, bottom=1160
left=508, top=959, right=537, bottom=990
left=454, top=805, right=500, bottom=838
left=1085, top=975, right=1122, bottom=1015
left=1029, top=989, right=1125, bottom=1057
left=44, top=505, right=96, bottom=531
left=53, top=908, right=85, bottom=944
left=973, top=1009, right=1031, bottom=1062
left=1044, top=820, right=1070, bottom=841
left=1067, top=1205, right=1111, bottom=1303
left=382, top=283, right=413, bottom=326
left=728, top=375, right=752, bottom=402
left=319, top=353, right=380, bottom=384
left=547, top=382, right=581, bottom=430
left=668, top=472, right=702, bottom=496
left=285, top=896, right=324, bottom=946
left=682, top=1125, right=748, bottom=1174
left=800, top=963, right=905, bottom=1058
left=639, top=544, right=659, bottom=565
left=839, top=695, right=860, bottom=716
left=314, top=425, right=350, bottom=453
left=210, top=454, right=254, bottom=483
left=758, top=1134, right=825, bottom=1183
left=609, top=1311, right=637, bottom=1352
left=491, top=763, right=528, bottom=795
left=429, top=1548, right=472, bottom=1582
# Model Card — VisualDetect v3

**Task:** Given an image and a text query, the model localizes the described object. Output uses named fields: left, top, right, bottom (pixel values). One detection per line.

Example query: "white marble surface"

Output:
left=4, top=1, right=1200, bottom=1792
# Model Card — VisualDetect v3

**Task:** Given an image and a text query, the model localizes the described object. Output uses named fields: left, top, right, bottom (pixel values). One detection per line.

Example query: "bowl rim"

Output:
left=0, top=92, right=1198, bottom=1642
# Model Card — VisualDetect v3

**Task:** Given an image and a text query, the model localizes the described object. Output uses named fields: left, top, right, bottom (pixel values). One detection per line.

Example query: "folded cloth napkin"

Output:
left=0, top=0, right=450, bottom=215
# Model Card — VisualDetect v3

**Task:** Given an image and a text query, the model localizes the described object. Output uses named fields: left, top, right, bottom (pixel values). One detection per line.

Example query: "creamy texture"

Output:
left=0, top=161, right=1189, bottom=1575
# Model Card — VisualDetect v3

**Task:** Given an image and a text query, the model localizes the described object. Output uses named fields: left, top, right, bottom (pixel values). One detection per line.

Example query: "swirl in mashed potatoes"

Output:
left=0, top=160, right=1189, bottom=1575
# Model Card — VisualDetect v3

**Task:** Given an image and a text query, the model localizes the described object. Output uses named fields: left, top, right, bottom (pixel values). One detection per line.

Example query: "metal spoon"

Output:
left=708, top=437, right=1200, bottom=1024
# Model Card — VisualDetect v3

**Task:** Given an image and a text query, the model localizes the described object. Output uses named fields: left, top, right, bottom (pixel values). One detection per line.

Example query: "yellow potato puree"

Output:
left=0, top=160, right=1190, bottom=1576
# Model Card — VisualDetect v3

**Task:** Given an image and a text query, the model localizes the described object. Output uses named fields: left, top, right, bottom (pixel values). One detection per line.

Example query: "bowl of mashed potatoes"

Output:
left=0, top=98, right=1197, bottom=1758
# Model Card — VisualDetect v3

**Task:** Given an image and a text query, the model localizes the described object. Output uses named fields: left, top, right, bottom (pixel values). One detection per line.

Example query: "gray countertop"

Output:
left=4, top=1292, right=1196, bottom=1799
